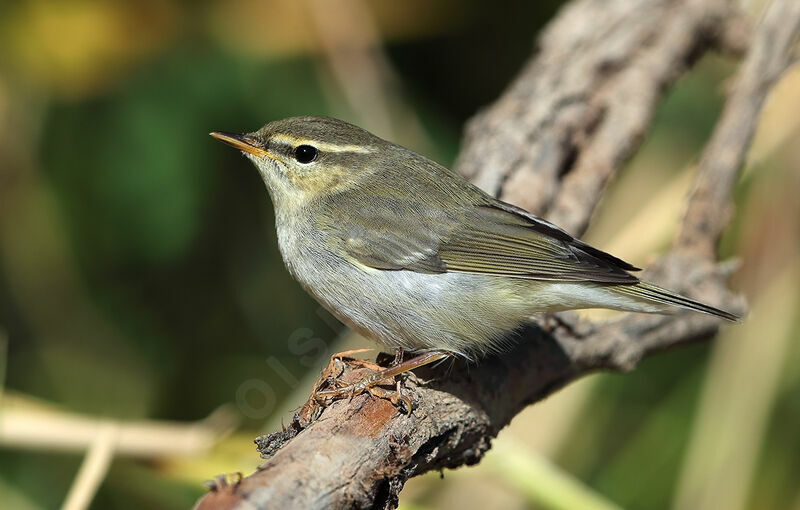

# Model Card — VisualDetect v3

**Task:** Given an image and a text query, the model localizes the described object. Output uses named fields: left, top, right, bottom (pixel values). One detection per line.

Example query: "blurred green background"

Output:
left=1, top=1, right=798, bottom=509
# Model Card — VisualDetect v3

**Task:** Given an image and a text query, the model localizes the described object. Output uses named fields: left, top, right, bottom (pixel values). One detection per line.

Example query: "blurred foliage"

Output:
left=0, top=1, right=798, bottom=509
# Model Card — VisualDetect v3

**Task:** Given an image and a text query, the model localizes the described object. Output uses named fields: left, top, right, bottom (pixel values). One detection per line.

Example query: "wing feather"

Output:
left=339, top=196, right=639, bottom=284
left=438, top=204, right=638, bottom=283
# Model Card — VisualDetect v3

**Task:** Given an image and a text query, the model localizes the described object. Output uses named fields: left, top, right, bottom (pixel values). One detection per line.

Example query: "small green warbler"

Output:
left=211, top=116, right=738, bottom=400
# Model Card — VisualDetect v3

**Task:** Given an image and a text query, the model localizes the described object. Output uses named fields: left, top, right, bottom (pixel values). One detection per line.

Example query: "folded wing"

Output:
left=342, top=198, right=640, bottom=285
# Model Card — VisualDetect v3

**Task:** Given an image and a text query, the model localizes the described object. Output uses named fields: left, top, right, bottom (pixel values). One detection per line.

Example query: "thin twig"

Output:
left=61, top=423, right=118, bottom=510
left=0, top=395, right=237, bottom=457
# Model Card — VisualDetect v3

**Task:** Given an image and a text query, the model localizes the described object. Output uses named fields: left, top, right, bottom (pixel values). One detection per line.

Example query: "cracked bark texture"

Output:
left=194, top=0, right=800, bottom=508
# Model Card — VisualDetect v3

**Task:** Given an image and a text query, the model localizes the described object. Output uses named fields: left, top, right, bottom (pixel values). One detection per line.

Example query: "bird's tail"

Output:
left=614, top=281, right=741, bottom=322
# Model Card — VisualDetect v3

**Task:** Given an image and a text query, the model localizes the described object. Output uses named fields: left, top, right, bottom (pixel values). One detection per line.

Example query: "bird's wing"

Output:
left=341, top=198, right=640, bottom=284
left=439, top=202, right=640, bottom=283
left=342, top=215, right=447, bottom=274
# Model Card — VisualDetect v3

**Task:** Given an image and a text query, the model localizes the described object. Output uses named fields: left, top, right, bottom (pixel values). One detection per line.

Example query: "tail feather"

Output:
left=615, top=281, right=741, bottom=322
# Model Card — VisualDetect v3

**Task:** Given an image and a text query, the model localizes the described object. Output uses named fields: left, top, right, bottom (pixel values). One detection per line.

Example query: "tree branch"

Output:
left=676, top=0, right=800, bottom=257
left=194, top=0, right=799, bottom=508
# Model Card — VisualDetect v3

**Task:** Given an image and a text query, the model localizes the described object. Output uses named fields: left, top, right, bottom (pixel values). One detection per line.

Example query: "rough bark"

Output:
left=194, top=0, right=800, bottom=508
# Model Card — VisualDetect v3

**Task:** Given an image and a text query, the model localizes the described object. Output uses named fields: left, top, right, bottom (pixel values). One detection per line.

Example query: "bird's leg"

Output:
left=313, top=350, right=450, bottom=412
left=392, top=347, right=405, bottom=366
left=390, top=347, right=406, bottom=408
left=317, top=349, right=376, bottom=389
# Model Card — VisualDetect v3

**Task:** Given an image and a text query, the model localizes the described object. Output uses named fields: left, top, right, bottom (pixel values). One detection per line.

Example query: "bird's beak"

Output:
left=209, top=131, right=268, bottom=157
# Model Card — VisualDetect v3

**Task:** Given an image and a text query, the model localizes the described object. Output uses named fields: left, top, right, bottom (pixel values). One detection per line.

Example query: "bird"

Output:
left=211, top=116, right=739, bottom=403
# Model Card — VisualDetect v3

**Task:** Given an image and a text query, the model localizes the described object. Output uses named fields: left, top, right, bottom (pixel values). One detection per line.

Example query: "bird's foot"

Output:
left=312, top=349, right=450, bottom=414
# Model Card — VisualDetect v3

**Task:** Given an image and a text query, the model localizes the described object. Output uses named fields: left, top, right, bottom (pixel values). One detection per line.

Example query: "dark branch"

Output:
left=194, top=0, right=799, bottom=508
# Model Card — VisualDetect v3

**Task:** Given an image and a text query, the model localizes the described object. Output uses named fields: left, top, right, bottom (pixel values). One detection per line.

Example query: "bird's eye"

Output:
left=293, top=144, right=318, bottom=164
